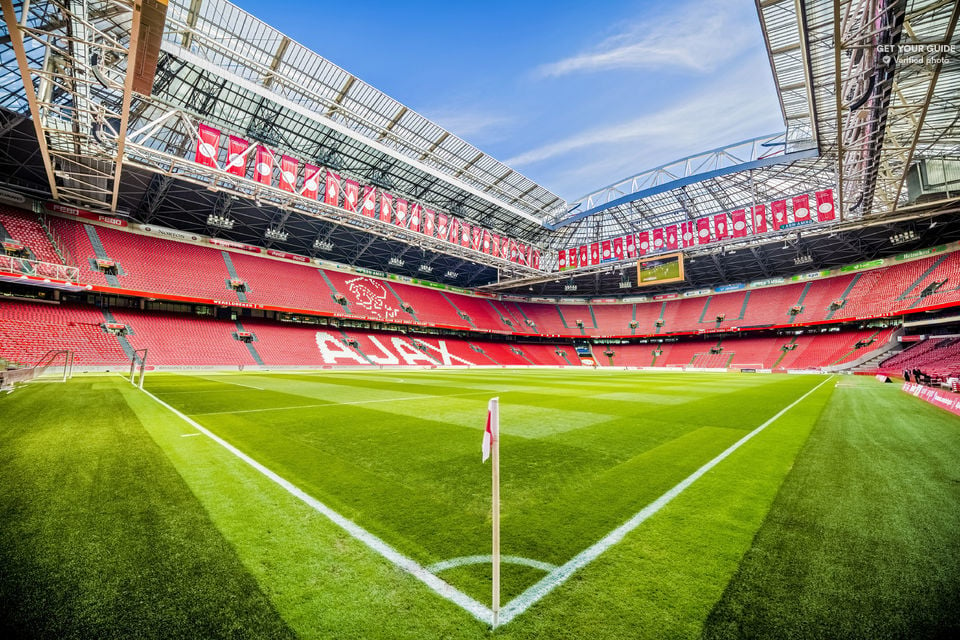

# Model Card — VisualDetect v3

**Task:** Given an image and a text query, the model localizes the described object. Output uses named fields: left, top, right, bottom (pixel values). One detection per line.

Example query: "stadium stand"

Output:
left=114, top=309, right=256, bottom=367
left=879, top=337, right=960, bottom=381
left=0, top=206, right=62, bottom=265
left=229, top=253, right=342, bottom=314
left=0, top=300, right=128, bottom=366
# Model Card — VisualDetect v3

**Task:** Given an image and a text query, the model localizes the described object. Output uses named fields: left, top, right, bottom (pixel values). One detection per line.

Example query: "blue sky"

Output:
left=234, top=0, right=784, bottom=202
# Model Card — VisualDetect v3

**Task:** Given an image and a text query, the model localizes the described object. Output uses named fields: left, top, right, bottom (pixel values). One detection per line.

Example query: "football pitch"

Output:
left=1, top=369, right=958, bottom=638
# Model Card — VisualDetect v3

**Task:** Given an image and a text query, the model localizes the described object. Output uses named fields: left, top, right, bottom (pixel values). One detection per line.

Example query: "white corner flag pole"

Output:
left=483, top=396, right=501, bottom=628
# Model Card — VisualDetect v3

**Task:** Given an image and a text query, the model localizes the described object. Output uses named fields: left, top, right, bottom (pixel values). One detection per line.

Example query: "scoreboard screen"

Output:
left=637, top=252, right=685, bottom=287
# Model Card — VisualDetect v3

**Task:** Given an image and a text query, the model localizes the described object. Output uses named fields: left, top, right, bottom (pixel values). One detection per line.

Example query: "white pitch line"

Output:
left=495, top=375, right=835, bottom=627
left=428, top=555, right=557, bottom=574
left=172, top=372, right=265, bottom=390
left=191, top=390, right=496, bottom=416
left=139, top=387, right=494, bottom=625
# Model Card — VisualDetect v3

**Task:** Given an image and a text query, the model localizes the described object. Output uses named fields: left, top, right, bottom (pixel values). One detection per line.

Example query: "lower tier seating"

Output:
left=1, top=300, right=901, bottom=372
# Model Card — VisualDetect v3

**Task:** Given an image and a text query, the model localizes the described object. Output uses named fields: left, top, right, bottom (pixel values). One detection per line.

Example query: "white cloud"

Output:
left=420, top=109, right=515, bottom=141
left=506, top=59, right=781, bottom=172
left=537, top=0, right=757, bottom=77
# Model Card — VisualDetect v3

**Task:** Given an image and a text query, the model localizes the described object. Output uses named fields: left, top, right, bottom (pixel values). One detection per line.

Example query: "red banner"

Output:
left=379, top=192, right=392, bottom=223
left=254, top=146, right=274, bottom=185
left=279, top=155, right=298, bottom=192
left=532, top=249, right=541, bottom=270
left=491, top=233, right=500, bottom=257
left=613, top=236, right=624, bottom=260
left=225, top=135, right=249, bottom=176
left=409, top=203, right=422, bottom=232
left=437, top=213, right=448, bottom=239
left=361, top=186, right=377, bottom=217
left=697, top=218, right=711, bottom=245
left=681, top=221, right=695, bottom=247
left=195, top=124, right=220, bottom=167
left=637, top=232, right=650, bottom=255
left=625, top=233, right=636, bottom=258
left=590, top=242, right=600, bottom=265
left=792, top=194, right=811, bottom=223
left=500, top=235, right=511, bottom=260
left=601, top=239, right=613, bottom=261
left=730, top=209, right=747, bottom=237
left=664, top=224, right=678, bottom=250
left=579, top=244, right=589, bottom=265
left=395, top=198, right=408, bottom=227
left=472, top=227, right=483, bottom=251
left=461, top=221, right=471, bottom=247
left=301, top=163, right=322, bottom=200
left=713, top=214, right=728, bottom=241
left=482, top=229, right=491, bottom=253
left=558, top=250, right=568, bottom=270
left=568, top=246, right=578, bottom=268
left=816, top=189, right=836, bottom=221
left=509, top=240, right=519, bottom=262
left=343, top=180, right=359, bottom=212
left=424, top=209, right=435, bottom=237
left=652, top=227, right=664, bottom=251
left=517, top=243, right=528, bottom=265
left=324, top=172, right=340, bottom=207
left=771, top=200, right=787, bottom=230
left=752, top=204, right=767, bottom=234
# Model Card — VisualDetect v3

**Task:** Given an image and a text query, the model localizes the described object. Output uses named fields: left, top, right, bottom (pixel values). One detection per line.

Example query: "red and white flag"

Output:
left=815, top=189, right=836, bottom=221
left=590, top=242, right=600, bottom=265
left=395, top=199, right=409, bottom=227
left=361, top=186, right=377, bottom=217
left=225, top=135, right=250, bottom=176
left=713, top=214, right=728, bottom=241
left=379, top=192, right=393, bottom=223
left=482, top=397, right=498, bottom=463
left=752, top=204, right=767, bottom=234
left=461, top=221, right=472, bottom=247
left=568, top=246, right=579, bottom=268
left=279, top=155, right=298, bottom=192
left=637, top=232, right=650, bottom=255
left=254, top=146, right=274, bottom=185
left=652, top=227, right=664, bottom=251
left=437, top=213, right=449, bottom=239
left=343, top=180, right=359, bottom=212
left=792, top=194, right=811, bottom=223
left=697, top=218, right=711, bottom=245
left=730, top=209, right=748, bottom=238
left=300, top=163, right=322, bottom=200
left=410, top=203, right=422, bottom=232
left=681, top=221, right=696, bottom=248
left=771, top=200, right=787, bottom=230
left=195, top=123, right=220, bottom=168
left=613, top=236, right=624, bottom=260
left=472, top=227, right=483, bottom=251
left=558, top=250, right=568, bottom=270
left=664, top=225, right=678, bottom=250
left=424, top=210, right=436, bottom=237
left=324, top=172, right=340, bottom=207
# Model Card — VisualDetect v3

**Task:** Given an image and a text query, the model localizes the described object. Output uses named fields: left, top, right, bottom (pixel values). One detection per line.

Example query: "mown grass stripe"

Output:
left=496, top=375, right=834, bottom=627
left=138, top=386, right=496, bottom=625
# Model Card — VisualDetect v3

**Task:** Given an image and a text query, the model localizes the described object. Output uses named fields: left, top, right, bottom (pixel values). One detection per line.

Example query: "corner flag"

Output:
left=482, top=399, right=495, bottom=462
left=483, top=397, right=501, bottom=627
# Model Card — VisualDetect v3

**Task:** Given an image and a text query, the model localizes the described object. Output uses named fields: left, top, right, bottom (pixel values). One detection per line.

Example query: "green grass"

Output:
left=0, top=370, right=957, bottom=638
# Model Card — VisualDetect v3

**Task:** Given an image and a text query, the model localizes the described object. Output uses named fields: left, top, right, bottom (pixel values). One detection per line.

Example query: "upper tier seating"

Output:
left=0, top=207, right=62, bottom=265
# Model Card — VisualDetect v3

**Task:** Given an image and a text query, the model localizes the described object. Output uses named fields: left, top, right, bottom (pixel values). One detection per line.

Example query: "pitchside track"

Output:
left=1, top=370, right=958, bottom=638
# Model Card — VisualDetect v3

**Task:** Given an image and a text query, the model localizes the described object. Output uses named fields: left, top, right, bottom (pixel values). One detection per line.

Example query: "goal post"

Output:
left=129, top=348, right=148, bottom=389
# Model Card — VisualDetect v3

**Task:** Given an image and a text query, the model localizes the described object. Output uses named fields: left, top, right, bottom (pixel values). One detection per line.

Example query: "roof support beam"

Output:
left=1, top=0, right=60, bottom=201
